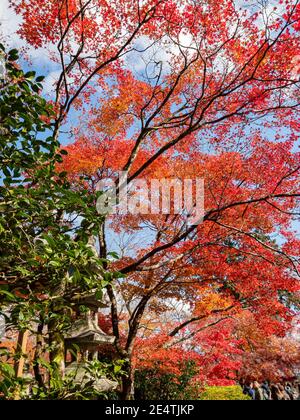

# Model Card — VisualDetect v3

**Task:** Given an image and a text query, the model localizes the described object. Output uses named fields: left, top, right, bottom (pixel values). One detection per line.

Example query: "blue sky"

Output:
left=1, top=0, right=299, bottom=250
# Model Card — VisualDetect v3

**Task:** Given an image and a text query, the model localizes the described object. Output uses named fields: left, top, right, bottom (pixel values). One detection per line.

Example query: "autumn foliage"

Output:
left=2, top=0, right=300, bottom=399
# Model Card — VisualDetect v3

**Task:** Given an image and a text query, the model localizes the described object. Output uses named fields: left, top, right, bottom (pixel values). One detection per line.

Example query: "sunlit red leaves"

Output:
left=11, top=0, right=59, bottom=47
left=236, top=312, right=300, bottom=382
left=58, top=136, right=134, bottom=181
left=133, top=333, right=200, bottom=377
left=92, top=71, right=154, bottom=137
left=193, top=288, right=234, bottom=318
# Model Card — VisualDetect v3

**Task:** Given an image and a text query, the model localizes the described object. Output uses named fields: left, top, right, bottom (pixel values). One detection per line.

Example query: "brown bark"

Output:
left=121, top=357, right=135, bottom=400
left=33, top=323, right=46, bottom=390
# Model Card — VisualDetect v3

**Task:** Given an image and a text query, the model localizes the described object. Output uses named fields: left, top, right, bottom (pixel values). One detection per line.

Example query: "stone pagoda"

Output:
left=64, top=289, right=117, bottom=393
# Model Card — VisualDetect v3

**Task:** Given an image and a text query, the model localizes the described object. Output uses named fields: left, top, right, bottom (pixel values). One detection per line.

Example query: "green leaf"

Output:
left=0, top=289, right=16, bottom=300
left=114, top=365, right=122, bottom=374
left=25, top=71, right=36, bottom=80
left=108, top=251, right=119, bottom=260
left=8, top=49, right=19, bottom=61
left=32, top=84, right=40, bottom=93
left=95, top=290, right=103, bottom=300
left=0, top=363, right=15, bottom=377
left=3, top=167, right=11, bottom=177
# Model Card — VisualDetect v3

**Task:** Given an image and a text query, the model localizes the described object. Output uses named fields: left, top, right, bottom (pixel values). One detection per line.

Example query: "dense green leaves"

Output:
left=135, top=361, right=201, bottom=400
left=199, top=386, right=251, bottom=401
left=0, top=47, right=107, bottom=304
left=0, top=48, right=116, bottom=399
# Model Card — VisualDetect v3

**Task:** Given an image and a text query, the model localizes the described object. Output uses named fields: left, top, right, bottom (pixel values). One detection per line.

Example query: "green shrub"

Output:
left=135, top=361, right=201, bottom=400
left=199, top=386, right=251, bottom=401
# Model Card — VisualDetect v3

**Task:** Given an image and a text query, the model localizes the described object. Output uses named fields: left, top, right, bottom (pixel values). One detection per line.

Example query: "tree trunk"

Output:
left=48, top=283, right=67, bottom=380
left=121, top=358, right=135, bottom=400
left=49, top=321, right=65, bottom=379
left=33, top=323, right=46, bottom=390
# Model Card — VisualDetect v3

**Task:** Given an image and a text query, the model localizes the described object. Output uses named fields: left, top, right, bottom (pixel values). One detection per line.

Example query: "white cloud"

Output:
left=0, top=0, right=59, bottom=93
left=125, top=36, right=169, bottom=75
left=43, top=70, right=61, bottom=95
left=124, top=32, right=198, bottom=77
left=0, top=0, right=58, bottom=69
left=235, top=0, right=286, bottom=30
left=0, top=0, right=23, bottom=48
